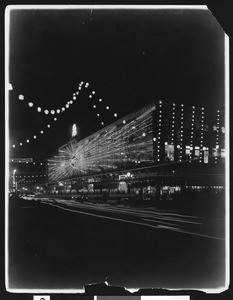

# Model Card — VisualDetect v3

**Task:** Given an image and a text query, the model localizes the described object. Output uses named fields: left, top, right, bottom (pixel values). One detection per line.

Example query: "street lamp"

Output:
left=13, top=169, right=17, bottom=192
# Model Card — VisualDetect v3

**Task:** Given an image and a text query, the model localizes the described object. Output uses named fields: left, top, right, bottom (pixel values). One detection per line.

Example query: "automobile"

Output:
left=22, top=193, right=35, bottom=201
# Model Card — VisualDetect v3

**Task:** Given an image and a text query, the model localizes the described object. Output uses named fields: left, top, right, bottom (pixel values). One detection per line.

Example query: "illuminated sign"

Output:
left=72, top=123, right=77, bottom=137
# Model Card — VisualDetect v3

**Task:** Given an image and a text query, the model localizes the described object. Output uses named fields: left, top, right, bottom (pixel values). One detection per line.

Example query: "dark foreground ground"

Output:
left=8, top=197, right=226, bottom=291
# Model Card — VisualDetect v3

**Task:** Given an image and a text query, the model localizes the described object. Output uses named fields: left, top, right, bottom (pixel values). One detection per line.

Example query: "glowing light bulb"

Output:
left=44, top=110, right=49, bottom=114
left=101, top=122, right=104, bottom=125
left=26, top=139, right=29, bottom=143
left=20, top=143, right=22, bottom=146
left=28, top=102, right=33, bottom=107
left=12, top=145, right=15, bottom=148
left=73, top=96, right=76, bottom=100
left=123, top=120, right=126, bottom=124
left=40, top=130, right=44, bottom=134
left=106, top=106, right=109, bottom=110
left=8, top=83, right=13, bottom=90
left=92, top=91, right=95, bottom=94
left=51, top=110, right=55, bottom=114
left=114, top=113, right=117, bottom=117
left=54, top=117, right=57, bottom=121
left=33, top=135, right=36, bottom=139
left=62, top=107, right=65, bottom=111
left=66, top=104, right=69, bottom=108
left=37, top=107, right=41, bottom=112
left=89, top=95, right=92, bottom=98
left=18, top=94, right=24, bottom=100
left=99, top=99, right=102, bottom=102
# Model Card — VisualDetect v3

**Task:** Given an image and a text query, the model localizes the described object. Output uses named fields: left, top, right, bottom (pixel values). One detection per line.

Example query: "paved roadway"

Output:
left=8, top=197, right=226, bottom=291
left=37, top=198, right=224, bottom=241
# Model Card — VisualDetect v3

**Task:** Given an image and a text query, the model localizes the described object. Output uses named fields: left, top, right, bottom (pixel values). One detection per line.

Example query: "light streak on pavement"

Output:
left=34, top=198, right=225, bottom=241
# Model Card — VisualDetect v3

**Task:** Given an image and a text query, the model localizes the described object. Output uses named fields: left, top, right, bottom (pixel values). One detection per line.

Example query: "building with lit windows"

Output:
left=46, top=101, right=225, bottom=200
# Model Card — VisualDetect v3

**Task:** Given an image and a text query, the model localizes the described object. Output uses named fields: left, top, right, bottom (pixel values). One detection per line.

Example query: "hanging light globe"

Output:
left=18, top=94, right=24, bottom=100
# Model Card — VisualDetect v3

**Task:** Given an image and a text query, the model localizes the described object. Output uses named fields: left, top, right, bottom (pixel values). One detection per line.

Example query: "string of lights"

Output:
left=189, top=106, right=195, bottom=162
left=179, top=104, right=184, bottom=161
left=10, top=159, right=45, bottom=165
left=199, top=107, right=205, bottom=163
left=10, top=81, right=119, bottom=149
left=157, top=100, right=163, bottom=162
left=215, top=110, right=220, bottom=164
left=12, top=174, right=46, bottom=178
left=11, top=116, right=58, bottom=149
left=171, top=103, right=175, bottom=145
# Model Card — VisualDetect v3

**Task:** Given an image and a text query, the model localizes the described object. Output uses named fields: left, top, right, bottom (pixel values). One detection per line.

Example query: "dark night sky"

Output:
left=8, top=8, right=225, bottom=171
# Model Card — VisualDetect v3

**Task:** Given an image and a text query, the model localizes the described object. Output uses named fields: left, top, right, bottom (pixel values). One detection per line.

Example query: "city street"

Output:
left=38, top=198, right=224, bottom=241
left=6, top=7, right=228, bottom=294
left=8, top=197, right=225, bottom=291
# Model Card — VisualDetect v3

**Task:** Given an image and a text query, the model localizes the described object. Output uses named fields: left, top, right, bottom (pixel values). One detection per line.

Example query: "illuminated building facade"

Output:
left=47, top=101, right=225, bottom=197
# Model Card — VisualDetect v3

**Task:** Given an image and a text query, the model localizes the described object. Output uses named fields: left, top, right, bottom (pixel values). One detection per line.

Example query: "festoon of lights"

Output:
left=10, top=81, right=119, bottom=149
left=199, top=107, right=205, bottom=163
left=215, top=110, right=220, bottom=164
left=171, top=103, right=175, bottom=145
left=157, top=100, right=163, bottom=162
left=11, top=173, right=46, bottom=184
left=13, top=174, right=46, bottom=179
left=179, top=104, right=184, bottom=161
left=189, top=106, right=195, bottom=162
left=16, top=80, right=118, bottom=121
left=10, top=158, right=45, bottom=166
